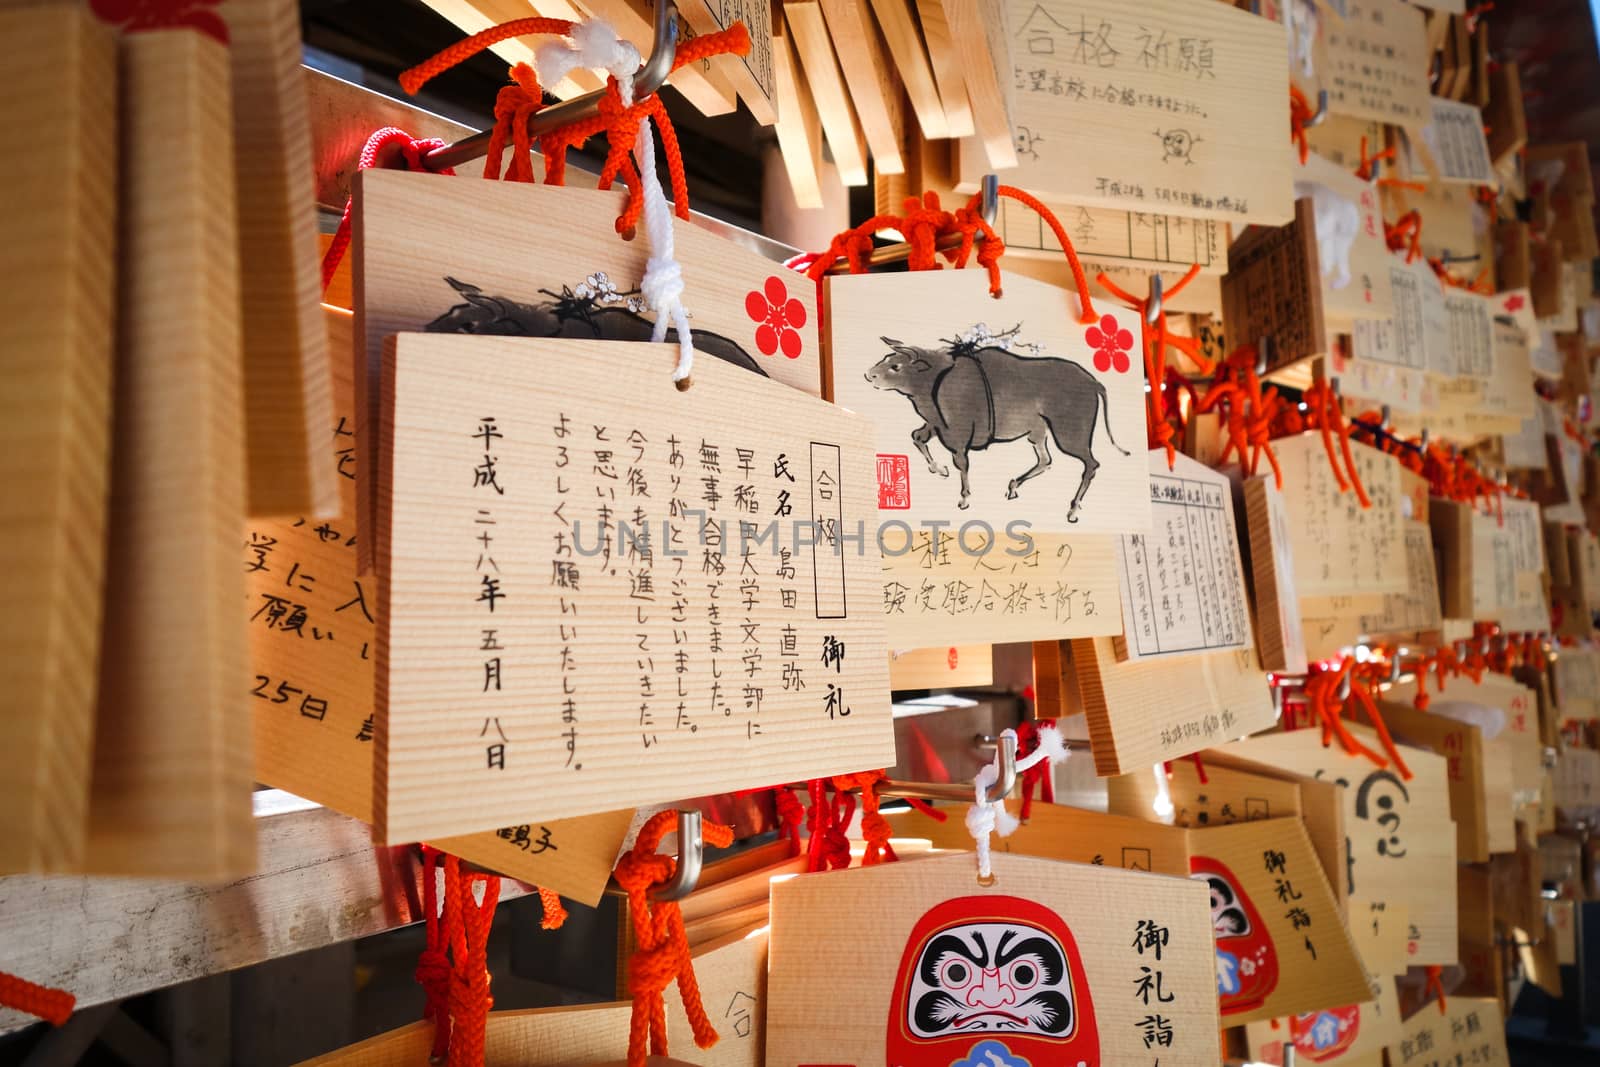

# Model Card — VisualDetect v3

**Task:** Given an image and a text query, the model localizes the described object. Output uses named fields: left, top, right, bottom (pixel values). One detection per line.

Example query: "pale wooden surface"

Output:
left=1244, top=974, right=1402, bottom=1066
left=353, top=172, right=826, bottom=573
left=1385, top=996, right=1508, bottom=1066
left=827, top=269, right=1149, bottom=535
left=963, top=0, right=1292, bottom=224
left=1071, top=636, right=1275, bottom=776
left=1404, top=97, right=1495, bottom=185
left=1430, top=498, right=1475, bottom=618
left=580, top=0, right=742, bottom=116
left=1553, top=646, right=1600, bottom=720
left=912, top=0, right=974, bottom=137
left=1300, top=520, right=1443, bottom=651
left=995, top=196, right=1229, bottom=273
left=1223, top=727, right=1459, bottom=967
left=943, top=0, right=1016, bottom=170
left=420, top=0, right=603, bottom=98
left=664, top=925, right=768, bottom=1066
left=868, top=0, right=945, bottom=139
left=767, top=851, right=1219, bottom=1065
left=1374, top=698, right=1490, bottom=864
left=770, top=24, right=824, bottom=210
left=782, top=1, right=869, bottom=187
left=1242, top=474, right=1310, bottom=674
left=220, top=0, right=338, bottom=520
left=887, top=643, right=992, bottom=688
left=677, top=0, right=777, bottom=123
left=88, top=29, right=255, bottom=879
left=1185, top=817, right=1373, bottom=1025
left=377, top=334, right=893, bottom=841
left=1273, top=433, right=1406, bottom=598
left=887, top=799, right=1193, bottom=874
left=247, top=309, right=632, bottom=902
left=1297, top=152, right=1396, bottom=325
left=298, top=1002, right=634, bottom=1066
left=1114, top=451, right=1253, bottom=662
left=1222, top=198, right=1326, bottom=372
left=881, top=531, right=1123, bottom=647
left=0, top=4, right=115, bottom=874
left=817, top=0, right=906, bottom=173
left=1323, top=0, right=1431, bottom=129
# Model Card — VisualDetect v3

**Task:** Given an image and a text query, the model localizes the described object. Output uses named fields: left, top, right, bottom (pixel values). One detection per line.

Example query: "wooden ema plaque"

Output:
left=1323, top=0, right=1431, bottom=129
left=782, top=1, right=870, bottom=185
left=300, top=1002, right=635, bottom=1066
left=880, top=530, right=1123, bottom=648
left=1067, top=637, right=1275, bottom=776
left=815, top=0, right=908, bottom=173
left=1114, top=451, right=1253, bottom=662
left=249, top=309, right=632, bottom=903
left=826, top=269, right=1149, bottom=535
left=767, top=852, right=1220, bottom=1065
left=88, top=28, right=256, bottom=879
left=886, top=800, right=1194, bottom=875
left=959, top=0, right=1292, bottom=225
left=1225, top=727, right=1459, bottom=969
left=677, top=0, right=777, bottom=124
left=376, top=334, right=892, bottom=842
left=1553, top=646, right=1600, bottom=721
left=888, top=643, right=992, bottom=688
left=1273, top=433, right=1406, bottom=599
left=1296, top=152, right=1395, bottom=325
left=1222, top=199, right=1326, bottom=373
left=945, top=0, right=1018, bottom=170
left=1242, top=474, right=1310, bottom=674
left=353, top=171, right=825, bottom=573
left=1384, top=996, right=1508, bottom=1067
left=1370, top=699, right=1498, bottom=864
left=1246, top=975, right=1402, bottom=1067
left=218, top=0, right=338, bottom=519
left=993, top=196, right=1228, bottom=274
left=1404, top=97, right=1495, bottom=186
left=0, top=4, right=115, bottom=873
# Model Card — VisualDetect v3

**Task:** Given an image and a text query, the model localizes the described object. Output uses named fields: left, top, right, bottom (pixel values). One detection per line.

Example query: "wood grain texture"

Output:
left=1242, top=474, right=1309, bottom=674
left=420, top=0, right=604, bottom=98
left=220, top=0, right=338, bottom=519
left=826, top=269, right=1149, bottom=535
left=818, top=0, right=906, bottom=173
left=581, top=0, right=742, bottom=116
left=994, top=195, right=1228, bottom=272
left=0, top=4, right=115, bottom=874
left=248, top=308, right=632, bottom=903
left=352, top=172, right=825, bottom=573
left=943, top=0, right=1016, bottom=169
left=771, top=23, right=824, bottom=210
left=1273, top=433, right=1406, bottom=599
left=1186, top=818, right=1372, bottom=1025
left=1322, top=0, right=1431, bottom=129
left=888, top=643, right=991, bottom=688
left=887, top=799, right=1193, bottom=875
left=88, top=29, right=255, bottom=879
left=913, top=0, right=974, bottom=136
left=297, top=1002, right=634, bottom=1066
left=1384, top=996, right=1508, bottom=1066
left=1222, top=727, right=1459, bottom=967
left=376, top=334, right=893, bottom=842
left=1222, top=198, right=1326, bottom=373
left=767, top=851, right=1220, bottom=1065
left=1296, top=152, right=1395, bottom=325
left=782, top=1, right=869, bottom=186
left=969, top=0, right=1291, bottom=224
left=664, top=925, right=768, bottom=1065
left=676, top=0, right=777, bottom=123
left=868, top=0, right=947, bottom=139
left=1371, top=699, right=1490, bottom=863
left=1245, top=975, right=1401, bottom=1065
left=1069, top=636, right=1275, bottom=776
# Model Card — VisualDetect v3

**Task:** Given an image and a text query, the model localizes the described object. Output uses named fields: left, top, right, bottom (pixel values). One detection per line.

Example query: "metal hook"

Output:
left=1420, top=427, right=1430, bottom=449
left=879, top=732, right=1018, bottom=804
left=424, top=0, right=681, bottom=171
left=1146, top=272, right=1164, bottom=325
left=981, top=173, right=999, bottom=226
left=1329, top=376, right=1342, bottom=400
left=1389, top=657, right=1403, bottom=683
left=1379, top=404, right=1390, bottom=426
left=649, top=809, right=705, bottom=902
left=1305, top=88, right=1330, bottom=128
left=1256, top=337, right=1271, bottom=375
left=1271, top=684, right=1284, bottom=720
left=1337, top=672, right=1351, bottom=701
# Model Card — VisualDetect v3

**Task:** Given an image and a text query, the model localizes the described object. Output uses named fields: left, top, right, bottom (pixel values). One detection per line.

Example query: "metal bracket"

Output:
left=648, top=809, right=706, bottom=902
left=877, top=732, right=1019, bottom=804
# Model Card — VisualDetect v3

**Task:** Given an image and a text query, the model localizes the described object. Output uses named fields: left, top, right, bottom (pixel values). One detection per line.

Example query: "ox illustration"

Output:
left=865, top=329, right=1127, bottom=522
left=425, top=276, right=769, bottom=377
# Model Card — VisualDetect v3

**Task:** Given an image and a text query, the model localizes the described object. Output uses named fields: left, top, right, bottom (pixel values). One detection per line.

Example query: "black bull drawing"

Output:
left=865, top=337, right=1129, bottom=522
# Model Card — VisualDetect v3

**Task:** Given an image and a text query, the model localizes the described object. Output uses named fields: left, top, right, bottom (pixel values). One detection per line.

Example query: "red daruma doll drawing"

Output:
left=885, top=895, right=1100, bottom=1067
left=1190, top=856, right=1279, bottom=1015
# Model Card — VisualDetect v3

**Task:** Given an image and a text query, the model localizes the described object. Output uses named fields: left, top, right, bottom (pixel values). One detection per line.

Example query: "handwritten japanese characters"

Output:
left=1385, top=996, right=1508, bottom=1067
left=353, top=171, right=824, bottom=573
left=376, top=334, right=891, bottom=841
left=1406, top=97, right=1495, bottom=185
left=1274, top=433, right=1406, bottom=599
left=1116, top=451, right=1253, bottom=661
left=995, top=197, right=1226, bottom=273
left=248, top=309, right=634, bottom=902
left=766, top=852, right=1220, bottom=1065
left=827, top=268, right=1148, bottom=535
left=1221, top=199, right=1326, bottom=373
left=959, top=0, right=1292, bottom=223
left=1323, top=0, right=1431, bottom=129
left=1296, top=151, right=1396, bottom=325
left=881, top=531, right=1123, bottom=647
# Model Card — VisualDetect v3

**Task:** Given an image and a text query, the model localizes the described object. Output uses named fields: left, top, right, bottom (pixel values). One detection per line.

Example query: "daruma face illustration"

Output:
left=1189, top=856, right=1279, bottom=1015
left=887, top=895, right=1099, bottom=1067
